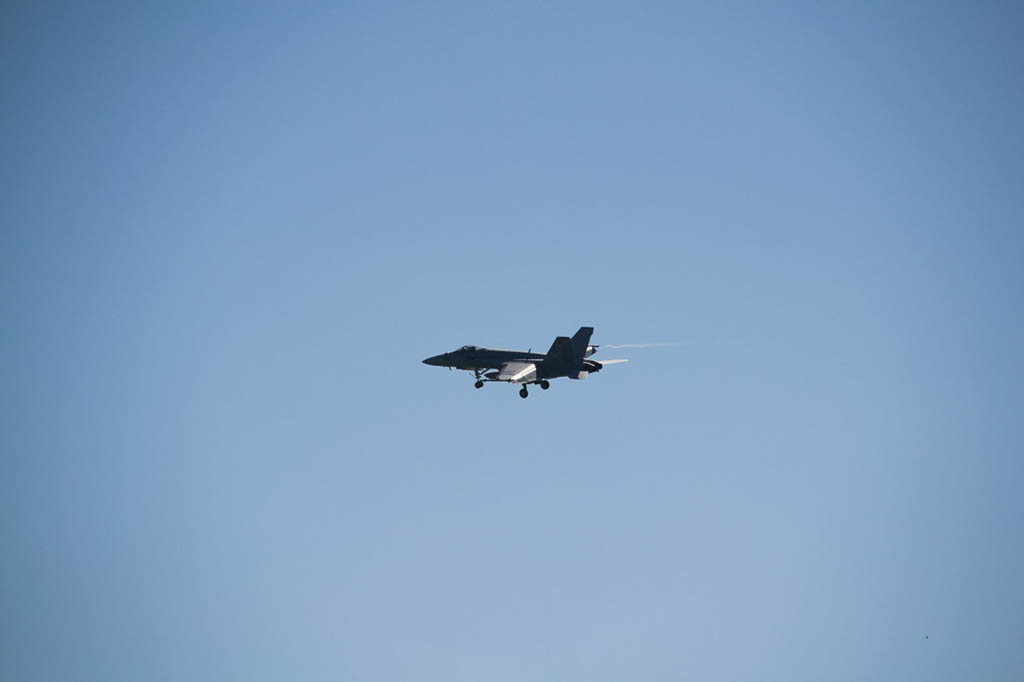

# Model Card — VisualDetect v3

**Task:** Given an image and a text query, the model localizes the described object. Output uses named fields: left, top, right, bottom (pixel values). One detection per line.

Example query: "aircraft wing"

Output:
left=494, top=361, right=537, bottom=384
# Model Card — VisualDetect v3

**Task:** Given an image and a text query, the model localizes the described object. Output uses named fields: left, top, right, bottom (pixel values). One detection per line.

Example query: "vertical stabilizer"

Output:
left=571, top=327, right=594, bottom=362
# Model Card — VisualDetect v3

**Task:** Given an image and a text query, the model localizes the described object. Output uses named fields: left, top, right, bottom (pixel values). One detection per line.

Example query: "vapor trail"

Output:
left=602, top=342, right=680, bottom=349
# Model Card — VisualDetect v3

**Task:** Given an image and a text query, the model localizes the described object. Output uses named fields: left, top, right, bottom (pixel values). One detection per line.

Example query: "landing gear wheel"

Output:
left=474, top=380, right=484, bottom=389
left=540, top=380, right=550, bottom=390
left=519, top=387, right=529, bottom=399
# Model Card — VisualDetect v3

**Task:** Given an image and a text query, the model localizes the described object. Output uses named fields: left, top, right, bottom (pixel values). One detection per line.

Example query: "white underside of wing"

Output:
left=495, top=361, right=537, bottom=383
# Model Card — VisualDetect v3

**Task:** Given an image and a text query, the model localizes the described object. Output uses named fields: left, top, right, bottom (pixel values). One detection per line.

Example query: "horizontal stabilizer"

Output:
left=597, top=358, right=629, bottom=366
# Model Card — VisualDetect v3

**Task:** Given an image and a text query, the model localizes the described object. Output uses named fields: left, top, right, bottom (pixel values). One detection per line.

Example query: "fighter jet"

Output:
left=422, top=326, right=627, bottom=398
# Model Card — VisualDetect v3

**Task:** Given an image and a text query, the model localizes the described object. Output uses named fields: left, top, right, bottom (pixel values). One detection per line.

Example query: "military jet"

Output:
left=422, top=326, right=627, bottom=398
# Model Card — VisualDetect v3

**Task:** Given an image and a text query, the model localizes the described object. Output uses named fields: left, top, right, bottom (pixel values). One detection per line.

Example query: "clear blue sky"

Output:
left=2, top=2, right=1022, bottom=680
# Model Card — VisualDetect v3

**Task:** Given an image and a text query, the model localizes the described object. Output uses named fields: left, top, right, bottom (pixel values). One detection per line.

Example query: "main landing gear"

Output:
left=520, top=381, right=548, bottom=397
left=474, top=380, right=484, bottom=389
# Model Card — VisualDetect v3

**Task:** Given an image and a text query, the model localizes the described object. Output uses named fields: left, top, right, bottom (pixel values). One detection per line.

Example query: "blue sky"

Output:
left=2, top=2, right=1022, bottom=680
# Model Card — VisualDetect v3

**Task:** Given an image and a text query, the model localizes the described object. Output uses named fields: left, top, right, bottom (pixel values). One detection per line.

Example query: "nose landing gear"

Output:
left=474, top=380, right=484, bottom=389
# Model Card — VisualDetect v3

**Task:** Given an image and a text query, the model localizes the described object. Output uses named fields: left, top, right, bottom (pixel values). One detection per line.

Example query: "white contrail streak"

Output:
left=602, top=342, right=680, bottom=349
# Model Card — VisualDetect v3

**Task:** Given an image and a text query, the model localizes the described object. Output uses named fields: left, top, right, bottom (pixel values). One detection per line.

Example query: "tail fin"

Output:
left=571, top=327, right=594, bottom=362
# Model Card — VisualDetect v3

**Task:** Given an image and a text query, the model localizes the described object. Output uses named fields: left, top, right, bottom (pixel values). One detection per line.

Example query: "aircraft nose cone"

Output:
left=423, top=354, right=445, bottom=366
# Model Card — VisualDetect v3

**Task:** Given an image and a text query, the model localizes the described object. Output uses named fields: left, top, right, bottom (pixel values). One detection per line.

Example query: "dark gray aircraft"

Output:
left=422, top=326, right=627, bottom=398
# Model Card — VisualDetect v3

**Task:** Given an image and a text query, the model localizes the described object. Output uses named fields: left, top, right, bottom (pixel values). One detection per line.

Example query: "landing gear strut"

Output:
left=519, top=387, right=529, bottom=399
left=539, top=380, right=550, bottom=390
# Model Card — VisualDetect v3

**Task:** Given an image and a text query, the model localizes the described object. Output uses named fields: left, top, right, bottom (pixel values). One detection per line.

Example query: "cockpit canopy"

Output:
left=458, top=345, right=478, bottom=352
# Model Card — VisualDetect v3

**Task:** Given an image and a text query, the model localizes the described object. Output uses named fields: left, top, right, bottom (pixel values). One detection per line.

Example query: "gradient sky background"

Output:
left=2, top=2, right=1023, bottom=680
